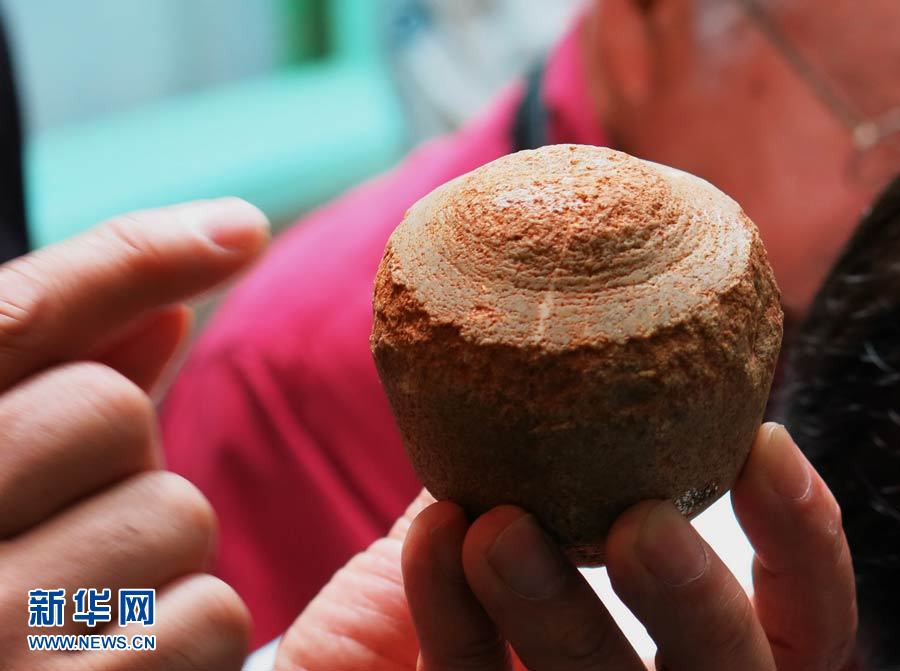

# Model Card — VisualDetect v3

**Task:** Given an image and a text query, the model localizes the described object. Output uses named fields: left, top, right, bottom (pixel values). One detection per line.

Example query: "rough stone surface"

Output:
left=371, top=145, right=783, bottom=564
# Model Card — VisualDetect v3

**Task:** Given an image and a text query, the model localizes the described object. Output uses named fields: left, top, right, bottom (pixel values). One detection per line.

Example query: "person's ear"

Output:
left=593, top=0, right=658, bottom=107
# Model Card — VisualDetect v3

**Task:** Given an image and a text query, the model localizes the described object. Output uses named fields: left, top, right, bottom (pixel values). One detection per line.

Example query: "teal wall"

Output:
left=1, top=0, right=331, bottom=132
left=1, top=0, right=408, bottom=246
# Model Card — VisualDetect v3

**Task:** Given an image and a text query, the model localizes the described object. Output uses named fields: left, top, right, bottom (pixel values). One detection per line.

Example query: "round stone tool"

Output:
left=371, top=144, right=783, bottom=564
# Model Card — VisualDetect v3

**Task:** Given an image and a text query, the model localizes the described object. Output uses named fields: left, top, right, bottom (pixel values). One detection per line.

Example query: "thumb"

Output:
left=276, top=491, right=435, bottom=671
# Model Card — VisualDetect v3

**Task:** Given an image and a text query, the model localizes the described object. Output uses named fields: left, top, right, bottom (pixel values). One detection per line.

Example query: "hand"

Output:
left=0, top=199, right=269, bottom=670
left=276, top=423, right=859, bottom=670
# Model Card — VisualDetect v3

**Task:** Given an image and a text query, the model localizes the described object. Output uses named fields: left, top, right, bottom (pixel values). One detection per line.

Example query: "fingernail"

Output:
left=488, top=513, right=567, bottom=599
left=766, top=424, right=812, bottom=501
left=638, top=502, right=708, bottom=586
left=194, top=198, right=270, bottom=251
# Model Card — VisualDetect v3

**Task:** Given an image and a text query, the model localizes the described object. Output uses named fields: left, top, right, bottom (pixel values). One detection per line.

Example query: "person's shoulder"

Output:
left=197, top=89, right=521, bottom=365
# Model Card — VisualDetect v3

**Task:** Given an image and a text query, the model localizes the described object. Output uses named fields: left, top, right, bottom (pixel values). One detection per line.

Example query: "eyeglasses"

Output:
left=736, top=0, right=900, bottom=189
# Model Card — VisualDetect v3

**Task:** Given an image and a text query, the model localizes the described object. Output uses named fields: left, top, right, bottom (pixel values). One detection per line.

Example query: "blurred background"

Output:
left=1, top=0, right=580, bottom=248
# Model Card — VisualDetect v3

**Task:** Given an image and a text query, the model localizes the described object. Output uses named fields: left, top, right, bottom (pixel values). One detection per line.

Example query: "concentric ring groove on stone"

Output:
left=386, top=145, right=752, bottom=349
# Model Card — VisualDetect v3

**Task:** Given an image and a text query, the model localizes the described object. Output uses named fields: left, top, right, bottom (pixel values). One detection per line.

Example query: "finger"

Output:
left=402, top=501, right=510, bottom=671
left=77, top=574, right=251, bottom=671
left=276, top=496, right=424, bottom=670
left=606, top=501, right=774, bottom=671
left=0, top=362, right=161, bottom=537
left=731, top=423, right=858, bottom=669
left=388, top=488, right=437, bottom=541
left=93, top=304, right=193, bottom=393
left=0, top=197, right=268, bottom=391
left=3, top=471, right=217, bottom=634
left=462, top=506, right=644, bottom=671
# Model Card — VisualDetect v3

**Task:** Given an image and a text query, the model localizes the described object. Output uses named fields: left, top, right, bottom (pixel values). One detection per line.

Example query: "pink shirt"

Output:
left=162, top=21, right=606, bottom=646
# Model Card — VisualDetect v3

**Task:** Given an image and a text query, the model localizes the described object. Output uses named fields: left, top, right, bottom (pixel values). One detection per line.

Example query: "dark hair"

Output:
left=783, top=176, right=900, bottom=670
